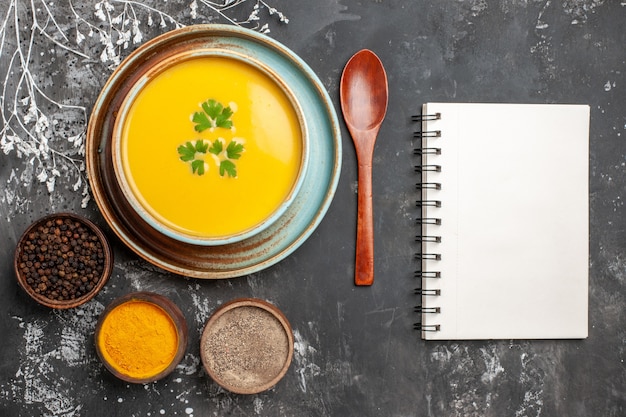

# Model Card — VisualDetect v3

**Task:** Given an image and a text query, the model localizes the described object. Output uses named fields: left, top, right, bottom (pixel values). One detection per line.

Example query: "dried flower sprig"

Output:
left=0, top=0, right=288, bottom=214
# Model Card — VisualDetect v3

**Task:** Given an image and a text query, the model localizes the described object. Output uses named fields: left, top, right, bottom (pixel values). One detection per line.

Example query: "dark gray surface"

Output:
left=1, top=1, right=624, bottom=416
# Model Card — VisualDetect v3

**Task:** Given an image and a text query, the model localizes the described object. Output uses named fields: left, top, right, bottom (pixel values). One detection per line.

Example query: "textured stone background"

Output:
left=0, top=1, right=624, bottom=416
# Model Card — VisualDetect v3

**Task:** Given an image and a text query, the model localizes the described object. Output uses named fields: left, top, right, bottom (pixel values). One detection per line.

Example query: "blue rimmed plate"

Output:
left=86, top=24, right=342, bottom=278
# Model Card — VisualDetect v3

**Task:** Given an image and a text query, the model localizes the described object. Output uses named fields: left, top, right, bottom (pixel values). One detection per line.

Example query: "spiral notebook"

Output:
left=416, top=103, right=589, bottom=340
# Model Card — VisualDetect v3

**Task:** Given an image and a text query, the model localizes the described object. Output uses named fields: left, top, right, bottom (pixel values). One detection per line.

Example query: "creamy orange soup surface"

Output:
left=119, top=56, right=302, bottom=239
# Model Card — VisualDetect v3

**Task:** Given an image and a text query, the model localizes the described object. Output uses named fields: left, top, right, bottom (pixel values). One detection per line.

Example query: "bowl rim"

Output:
left=199, top=297, right=294, bottom=394
left=94, top=291, right=189, bottom=384
left=13, top=212, right=113, bottom=309
left=110, top=47, right=310, bottom=246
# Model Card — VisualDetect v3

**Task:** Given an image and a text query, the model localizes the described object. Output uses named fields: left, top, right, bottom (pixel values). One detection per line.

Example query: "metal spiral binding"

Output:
left=413, top=147, right=441, bottom=155
left=414, top=306, right=441, bottom=314
left=414, top=111, right=442, bottom=334
left=413, top=130, right=441, bottom=139
left=415, top=253, right=441, bottom=261
left=416, top=200, right=441, bottom=208
left=415, top=164, right=441, bottom=173
left=416, top=218, right=441, bottom=226
left=414, top=271, right=440, bottom=279
left=414, top=288, right=441, bottom=296
left=411, top=112, right=441, bottom=122
left=417, top=182, right=441, bottom=190
left=413, top=324, right=441, bottom=331
left=415, top=235, right=441, bottom=243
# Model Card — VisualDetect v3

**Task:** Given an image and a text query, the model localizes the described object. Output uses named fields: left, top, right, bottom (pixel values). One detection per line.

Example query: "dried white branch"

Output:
left=1, top=0, right=288, bottom=212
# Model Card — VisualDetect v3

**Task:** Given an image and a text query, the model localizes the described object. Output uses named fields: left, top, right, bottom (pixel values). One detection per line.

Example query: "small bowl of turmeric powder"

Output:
left=95, top=292, right=188, bottom=384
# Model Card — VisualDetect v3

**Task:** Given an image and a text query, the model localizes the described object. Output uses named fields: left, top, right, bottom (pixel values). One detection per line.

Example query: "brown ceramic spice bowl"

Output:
left=14, top=213, right=113, bottom=309
left=200, top=298, right=294, bottom=394
left=94, top=292, right=188, bottom=384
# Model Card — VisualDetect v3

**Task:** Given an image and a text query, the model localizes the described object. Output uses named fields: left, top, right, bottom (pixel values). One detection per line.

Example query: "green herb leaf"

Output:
left=219, top=160, right=237, bottom=177
left=226, top=140, right=244, bottom=160
left=215, top=107, right=233, bottom=129
left=191, top=159, right=205, bottom=175
left=177, top=141, right=197, bottom=162
left=192, top=111, right=212, bottom=133
left=208, top=139, right=223, bottom=155
left=181, top=101, right=243, bottom=177
left=203, top=99, right=221, bottom=119
left=193, top=99, right=234, bottom=132
left=195, top=140, right=209, bottom=153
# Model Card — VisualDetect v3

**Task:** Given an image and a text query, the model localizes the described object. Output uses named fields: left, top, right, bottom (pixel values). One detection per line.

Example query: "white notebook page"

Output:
left=420, top=103, right=589, bottom=340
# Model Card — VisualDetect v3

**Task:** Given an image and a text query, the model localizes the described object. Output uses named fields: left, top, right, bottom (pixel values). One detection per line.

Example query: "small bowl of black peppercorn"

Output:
left=14, top=213, right=113, bottom=309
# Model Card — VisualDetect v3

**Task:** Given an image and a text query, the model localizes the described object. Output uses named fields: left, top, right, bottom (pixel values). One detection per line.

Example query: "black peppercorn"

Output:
left=18, top=217, right=106, bottom=302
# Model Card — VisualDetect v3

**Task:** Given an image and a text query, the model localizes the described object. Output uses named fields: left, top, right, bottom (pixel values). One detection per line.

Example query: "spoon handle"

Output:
left=354, top=143, right=375, bottom=286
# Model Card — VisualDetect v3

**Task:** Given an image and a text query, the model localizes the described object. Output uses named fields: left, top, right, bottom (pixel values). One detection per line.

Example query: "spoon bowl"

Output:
left=340, top=49, right=388, bottom=286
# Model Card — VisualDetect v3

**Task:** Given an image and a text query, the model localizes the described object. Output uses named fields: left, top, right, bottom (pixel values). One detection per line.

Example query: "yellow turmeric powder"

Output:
left=98, top=300, right=178, bottom=380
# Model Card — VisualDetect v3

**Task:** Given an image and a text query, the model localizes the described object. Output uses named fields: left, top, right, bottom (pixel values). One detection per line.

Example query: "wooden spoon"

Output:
left=340, top=49, right=388, bottom=286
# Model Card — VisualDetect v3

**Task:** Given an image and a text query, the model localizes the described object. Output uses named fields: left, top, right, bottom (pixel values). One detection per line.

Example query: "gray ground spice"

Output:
left=202, top=305, right=289, bottom=390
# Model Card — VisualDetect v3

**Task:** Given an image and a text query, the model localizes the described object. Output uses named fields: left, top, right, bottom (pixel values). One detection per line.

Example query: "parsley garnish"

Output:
left=208, top=139, right=223, bottom=155
left=220, top=160, right=237, bottom=177
left=177, top=140, right=209, bottom=160
left=178, top=140, right=210, bottom=175
left=178, top=100, right=244, bottom=177
left=226, top=141, right=244, bottom=160
left=191, top=159, right=206, bottom=175
left=177, top=139, right=243, bottom=177
left=177, top=141, right=198, bottom=162
left=192, top=99, right=234, bottom=132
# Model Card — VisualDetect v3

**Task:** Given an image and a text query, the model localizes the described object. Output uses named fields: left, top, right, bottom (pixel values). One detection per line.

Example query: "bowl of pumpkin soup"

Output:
left=111, top=50, right=308, bottom=246
left=86, top=24, right=341, bottom=278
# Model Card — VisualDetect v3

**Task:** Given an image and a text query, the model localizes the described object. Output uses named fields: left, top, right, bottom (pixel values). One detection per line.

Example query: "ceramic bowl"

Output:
left=94, top=292, right=188, bottom=384
left=200, top=298, right=294, bottom=394
left=110, top=48, right=309, bottom=246
left=14, top=213, right=113, bottom=309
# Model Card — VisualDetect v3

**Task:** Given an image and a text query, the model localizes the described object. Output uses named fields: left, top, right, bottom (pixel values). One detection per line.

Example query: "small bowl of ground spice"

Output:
left=14, top=212, right=113, bottom=309
left=95, top=292, right=188, bottom=384
left=200, top=298, right=294, bottom=394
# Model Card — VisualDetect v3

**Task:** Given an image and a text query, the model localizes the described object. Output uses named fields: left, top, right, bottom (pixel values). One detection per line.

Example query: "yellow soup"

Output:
left=118, top=56, right=303, bottom=240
